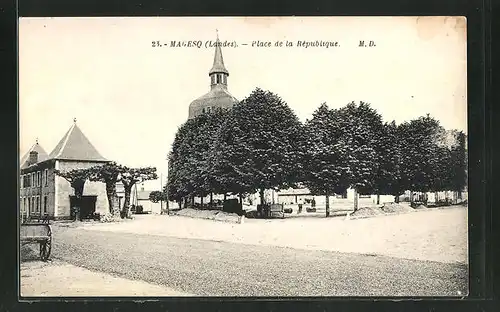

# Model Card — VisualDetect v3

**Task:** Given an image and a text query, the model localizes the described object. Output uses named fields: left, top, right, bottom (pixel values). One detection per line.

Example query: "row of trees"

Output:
left=167, top=88, right=467, bottom=216
left=56, top=162, right=157, bottom=219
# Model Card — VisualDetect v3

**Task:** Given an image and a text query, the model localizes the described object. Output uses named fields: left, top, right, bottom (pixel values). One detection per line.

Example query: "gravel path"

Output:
left=47, top=226, right=468, bottom=297
left=21, top=260, right=192, bottom=297
left=80, top=207, right=468, bottom=264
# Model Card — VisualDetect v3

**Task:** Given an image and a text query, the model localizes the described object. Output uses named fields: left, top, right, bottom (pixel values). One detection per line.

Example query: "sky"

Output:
left=19, top=16, right=467, bottom=189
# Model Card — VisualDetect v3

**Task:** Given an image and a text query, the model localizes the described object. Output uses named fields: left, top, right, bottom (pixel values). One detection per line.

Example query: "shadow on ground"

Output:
left=284, top=210, right=351, bottom=219
left=20, top=244, right=42, bottom=263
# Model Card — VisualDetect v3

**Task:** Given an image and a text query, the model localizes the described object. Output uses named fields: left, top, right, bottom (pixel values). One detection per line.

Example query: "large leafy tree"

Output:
left=213, top=88, right=305, bottom=205
left=167, top=119, right=199, bottom=205
left=372, top=121, right=405, bottom=204
left=120, top=166, right=158, bottom=218
left=336, top=101, right=382, bottom=211
left=430, top=128, right=453, bottom=194
left=449, top=131, right=467, bottom=198
left=55, top=168, right=92, bottom=220
left=303, top=103, right=350, bottom=217
left=188, top=108, right=230, bottom=206
left=398, top=114, right=447, bottom=203
left=88, top=161, right=125, bottom=216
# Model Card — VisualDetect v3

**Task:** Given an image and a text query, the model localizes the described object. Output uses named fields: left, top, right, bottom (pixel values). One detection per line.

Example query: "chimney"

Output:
left=28, top=151, right=38, bottom=165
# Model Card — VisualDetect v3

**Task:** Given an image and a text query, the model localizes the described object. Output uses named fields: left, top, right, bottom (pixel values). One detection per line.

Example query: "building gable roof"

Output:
left=48, top=122, right=107, bottom=162
left=20, top=142, right=49, bottom=169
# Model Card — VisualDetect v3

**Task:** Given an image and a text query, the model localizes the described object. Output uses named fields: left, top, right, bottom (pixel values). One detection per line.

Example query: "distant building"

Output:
left=277, top=187, right=395, bottom=208
left=135, top=187, right=162, bottom=214
left=188, top=34, right=239, bottom=119
left=20, top=120, right=109, bottom=220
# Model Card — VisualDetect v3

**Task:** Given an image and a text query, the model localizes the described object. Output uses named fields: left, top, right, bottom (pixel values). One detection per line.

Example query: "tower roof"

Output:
left=189, top=85, right=239, bottom=114
left=20, top=141, right=49, bottom=169
left=48, top=120, right=107, bottom=162
left=209, top=32, right=229, bottom=76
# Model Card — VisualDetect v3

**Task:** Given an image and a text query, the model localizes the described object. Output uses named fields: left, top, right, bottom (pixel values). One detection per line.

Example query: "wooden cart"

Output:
left=20, top=220, right=52, bottom=261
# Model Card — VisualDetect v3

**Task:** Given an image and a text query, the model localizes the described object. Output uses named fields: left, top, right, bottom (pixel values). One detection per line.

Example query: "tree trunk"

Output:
left=435, top=191, right=439, bottom=204
left=74, top=193, right=82, bottom=221
left=210, top=192, right=213, bottom=208
left=105, top=183, right=118, bottom=215
left=121, top=185, right=133, bottom=219
left=183, top=197, right=187, bottom=208
left=409, top=191, right=414, bottom=205
left=325, top=194, right=330, bottom=217
left=353, top=188, right=359, bottom=212
left=73, top=182, right=85, bottom=221
left=376, top=193, right=380, bottom=205
left=259, top=189, right=265, bottom=206
left=165, top=196, right=170, bottom=215
left=191, top=195, right=195, bottom=207
left=239, top=193, right=243, bottom=204
left=223, top=193, right=227, bottom=201
left=200, top=194, right=204, bottom=209
left=395, top=194, right=400, bottom=203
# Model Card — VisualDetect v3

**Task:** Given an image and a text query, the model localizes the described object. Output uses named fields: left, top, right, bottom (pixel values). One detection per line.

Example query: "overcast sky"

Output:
left=19, top=16, right=467, bottom=189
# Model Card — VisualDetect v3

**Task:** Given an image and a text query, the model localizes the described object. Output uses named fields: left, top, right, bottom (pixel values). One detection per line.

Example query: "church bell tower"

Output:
left=209, top=31, right=229, bottom=90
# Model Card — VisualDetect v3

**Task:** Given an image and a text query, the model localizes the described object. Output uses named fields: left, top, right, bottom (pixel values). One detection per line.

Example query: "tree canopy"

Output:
left=166, top=89, right=467, bottom=212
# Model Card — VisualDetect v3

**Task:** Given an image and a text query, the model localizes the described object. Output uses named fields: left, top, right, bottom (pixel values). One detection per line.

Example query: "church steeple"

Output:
left=209, top=30, right=229, bottom=89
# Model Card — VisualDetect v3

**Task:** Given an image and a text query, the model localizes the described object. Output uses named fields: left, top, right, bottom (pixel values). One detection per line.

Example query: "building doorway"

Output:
left=70, top=195, right=97, bottom=219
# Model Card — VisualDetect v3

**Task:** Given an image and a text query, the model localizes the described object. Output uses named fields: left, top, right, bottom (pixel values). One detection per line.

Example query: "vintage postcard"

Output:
left=19, top=16, right=467, bottom=297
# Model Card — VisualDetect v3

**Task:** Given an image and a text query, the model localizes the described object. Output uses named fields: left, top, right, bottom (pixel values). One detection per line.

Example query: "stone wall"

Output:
left=56, top=161, right=109, bottom=218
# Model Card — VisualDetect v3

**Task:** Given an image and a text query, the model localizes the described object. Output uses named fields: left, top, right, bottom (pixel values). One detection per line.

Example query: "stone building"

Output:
left=188, top=34, right=239, bottom=119
left=20, top=120, right=109, bottom=220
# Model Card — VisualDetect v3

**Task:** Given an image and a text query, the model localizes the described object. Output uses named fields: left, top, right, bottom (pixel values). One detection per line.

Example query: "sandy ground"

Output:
left=78, top=206, right=468, bottom=264
left=20, top=260, right=192, bottom=297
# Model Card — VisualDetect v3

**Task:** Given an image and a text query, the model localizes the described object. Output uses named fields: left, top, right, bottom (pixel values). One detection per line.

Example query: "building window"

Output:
left=43, top=196, right=48, bottom=213
left=216, top=74, right=221, bottom=84
left=44, top=169, right=48, bottom=186
left=30, top=197, right=34, bottom=213
left=20, top=175, right=23, bottom=189
left=202, top=108, right=206, bottom=114
left=38, top=172, right=41, bottom=186
left=36, top=196, right=40, bottom=213
left=207, top=106, right=211, bottom=113
left=211, top=75, right=216, bottom=85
